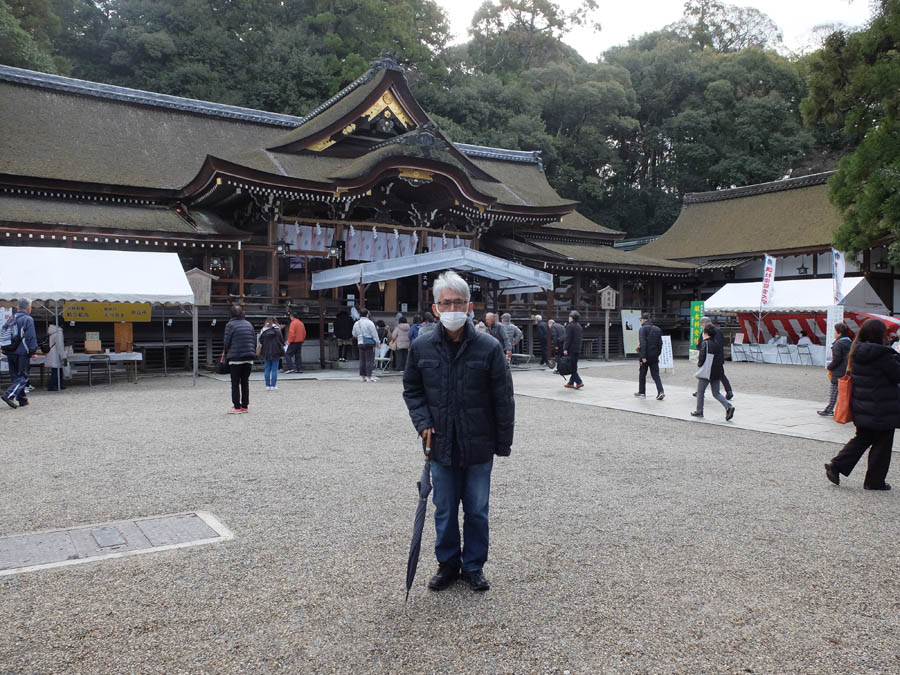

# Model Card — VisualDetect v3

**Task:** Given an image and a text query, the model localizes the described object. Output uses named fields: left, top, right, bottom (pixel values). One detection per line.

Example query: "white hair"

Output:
left=18, top=298, right=31, bottom=310
left=534, top=315, right=542, bottom=321
left=700, top=316, right=711, bottom=325
left=432, top=270, right=470, bottom=303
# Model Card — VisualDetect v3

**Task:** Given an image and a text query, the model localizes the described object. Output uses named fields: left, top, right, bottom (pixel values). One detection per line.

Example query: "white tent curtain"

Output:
left=703, top=277, right=887, bottom=314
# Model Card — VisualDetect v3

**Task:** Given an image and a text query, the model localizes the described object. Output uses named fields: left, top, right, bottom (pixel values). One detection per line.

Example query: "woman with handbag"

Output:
left=258, top=316, right=284, bottom=391
left=818, top=322, right=852, bottom=417
left=45, top=324, right=66, bottom=392
left=825, top=318, right=900, bottom=490
left=692, top=323, right=735, bottom=420
left=352, top=308, right=380, bottom=382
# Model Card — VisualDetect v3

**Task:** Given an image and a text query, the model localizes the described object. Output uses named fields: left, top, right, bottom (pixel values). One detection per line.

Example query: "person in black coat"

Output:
left=534, top=315, right=549, bottom=366
left=825, top=319, right=900, bottom=490
left=403, top=271, right=514, bottom=593
left=696, top=317, right=733, bottom=399
left=692, top=323, right=735, bottom=420
left=223, top=304, right=257, bottom=413
left=258, top=317, right=284, bottom=391
left=334, top=309, right=354, bottom=361
left=636, top=313, right=665, bottom=400
left=818, top=322, right=852, bottom=417
left=563, top=311, right=584, bottom=389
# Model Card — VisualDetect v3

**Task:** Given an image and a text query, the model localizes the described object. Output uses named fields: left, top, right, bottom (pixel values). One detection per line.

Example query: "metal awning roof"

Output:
left=696, top=257, right=756, bottom=270
left=311, top=248, right=553, bottom=292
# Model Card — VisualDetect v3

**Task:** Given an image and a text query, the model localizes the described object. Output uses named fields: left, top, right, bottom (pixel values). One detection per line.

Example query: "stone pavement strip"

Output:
left=513, top=368, right=854, bottom=446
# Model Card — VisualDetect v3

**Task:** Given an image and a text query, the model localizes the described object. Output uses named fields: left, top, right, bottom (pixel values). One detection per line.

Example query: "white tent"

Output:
left=0, top=247, right=194, bottom=303
left=311, top=247, right=553, bottom=292
left=704, top=277, right=888, bottom=314
left=0, top=247, right=197, bottom=382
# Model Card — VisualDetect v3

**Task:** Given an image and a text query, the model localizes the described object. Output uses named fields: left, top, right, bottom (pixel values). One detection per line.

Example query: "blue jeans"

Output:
left=4, top=352, right=29, bottom=402
left=264, top=359, right=279, bottom=387
left=430, top=458, right=493, bottom=572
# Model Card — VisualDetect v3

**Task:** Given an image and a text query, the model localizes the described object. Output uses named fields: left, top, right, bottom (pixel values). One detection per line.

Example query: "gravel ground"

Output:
left=582, top=359, right=829, bottom=401
left=2, top=375, right=899, bottom=674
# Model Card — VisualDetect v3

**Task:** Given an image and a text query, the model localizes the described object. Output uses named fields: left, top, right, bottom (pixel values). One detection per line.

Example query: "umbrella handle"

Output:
left=424, top=428, right=432, bottom=456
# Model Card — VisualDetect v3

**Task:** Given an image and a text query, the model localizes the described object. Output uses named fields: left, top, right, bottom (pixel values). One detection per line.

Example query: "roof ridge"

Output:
left=684, top=172, right=835, bottom=204
left=0, top=64, right=304, bottom=127
left=455, top=143, right=542, bottom=168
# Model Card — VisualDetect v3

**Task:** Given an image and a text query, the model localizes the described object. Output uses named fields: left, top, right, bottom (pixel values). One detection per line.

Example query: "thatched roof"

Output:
left=640, top=173, right=841, bottom=261
left=0, top=195, right=241, bottom=238
left=543, top=211, right=625, bottom=237
left=0, top=63, right=576, bottom=215
left=529, top=240, right=695, bottom=273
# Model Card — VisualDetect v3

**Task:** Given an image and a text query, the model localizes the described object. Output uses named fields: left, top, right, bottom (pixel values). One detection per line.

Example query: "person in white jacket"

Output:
left=46, top=324, right=66, bottom=392
left=352, top=308, right=380, bottom=382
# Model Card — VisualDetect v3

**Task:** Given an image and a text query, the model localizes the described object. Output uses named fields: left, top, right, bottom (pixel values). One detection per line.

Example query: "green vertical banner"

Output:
left=690, top=301, right=705, bottom=354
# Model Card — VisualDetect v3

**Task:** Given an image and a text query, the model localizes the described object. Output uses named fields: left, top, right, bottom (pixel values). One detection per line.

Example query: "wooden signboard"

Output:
left=64, top=302, right=151, bottom=322
left=114, top=323, right=133, bottom=353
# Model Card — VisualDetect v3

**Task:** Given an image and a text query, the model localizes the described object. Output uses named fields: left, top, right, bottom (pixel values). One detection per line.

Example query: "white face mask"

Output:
left=438, top=311, right=467, bottom=331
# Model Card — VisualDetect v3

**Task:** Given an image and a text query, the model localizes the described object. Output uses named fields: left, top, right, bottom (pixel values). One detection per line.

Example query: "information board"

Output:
left=659, top=335, right=674, bottom=370
left=620, top=309, right=642, bottom=356
left=63, top=302, right=151, bottom=322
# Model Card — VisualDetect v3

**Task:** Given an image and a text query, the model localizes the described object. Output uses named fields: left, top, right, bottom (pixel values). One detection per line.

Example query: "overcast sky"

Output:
left=434, top=0, right=877, bottom=61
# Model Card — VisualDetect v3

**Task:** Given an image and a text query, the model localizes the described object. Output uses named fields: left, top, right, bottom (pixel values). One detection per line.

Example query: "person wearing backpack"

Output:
left=2, top=298, right=38, bottom=409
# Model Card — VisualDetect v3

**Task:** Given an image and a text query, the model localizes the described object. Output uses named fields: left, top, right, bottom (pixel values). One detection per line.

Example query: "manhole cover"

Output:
left=0, top=512, right=232, bottom=576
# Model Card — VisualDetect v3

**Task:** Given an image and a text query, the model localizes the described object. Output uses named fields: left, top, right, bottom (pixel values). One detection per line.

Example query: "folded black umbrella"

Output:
left=405, top=430, right=432, bottom=602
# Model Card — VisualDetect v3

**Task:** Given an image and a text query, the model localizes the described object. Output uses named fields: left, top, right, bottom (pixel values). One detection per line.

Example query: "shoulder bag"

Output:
left=694, top=343, right=714, bottom=380
left=834, top=351, right=853, bottom=424
left=216, top=352, right=230, bottom=374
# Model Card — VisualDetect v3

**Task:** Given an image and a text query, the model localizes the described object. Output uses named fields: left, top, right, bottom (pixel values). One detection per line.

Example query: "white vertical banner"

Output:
left=360, top=231, right=375, bottom=261
left=298, top=225, right=314, bottom=251
left=760, top=254, right=776, bottom=307
left=825, top=304, right=844, bottom=367
left=388, top=230, right=402, bottom=259
left=659, top=335, right=674, bottom=370
left=833, top=249, right=846, bottom=304
left=373, top=228, right=388, bottom=262
left=312, top=225, right=333, bottom=252
left=346, top=225, right=361, bottom=260
left=428, top=235, right=443, bottom=253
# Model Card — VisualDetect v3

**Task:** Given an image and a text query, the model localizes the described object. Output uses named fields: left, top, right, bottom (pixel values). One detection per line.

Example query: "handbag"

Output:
left=556, top=354, right=573, bottom=376
left=694, top=343, right=714, bottom=380
left=216, top=352, right=230, bottom=375
left=834, top=353, right=853, bottom=424
left=362, top=335, right=376, bottom=345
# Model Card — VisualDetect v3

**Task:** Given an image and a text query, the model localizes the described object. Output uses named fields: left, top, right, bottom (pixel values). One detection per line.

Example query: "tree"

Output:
left=801, top=0, right=900, bottom=260
left=465, top=0, right=597, bottom=78
left=668, top=0, right=783, bottom=53
left=0, top=0, right=60, bottom=71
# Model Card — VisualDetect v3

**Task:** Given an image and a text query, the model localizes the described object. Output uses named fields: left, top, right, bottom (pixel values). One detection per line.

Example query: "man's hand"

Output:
left=563, top=350, right=568, bottom=356
left=32, top=354, right=38, bottom=360
left=420, top=428, right=434, bottom=456
left=641, top=358, right=647, bottom=363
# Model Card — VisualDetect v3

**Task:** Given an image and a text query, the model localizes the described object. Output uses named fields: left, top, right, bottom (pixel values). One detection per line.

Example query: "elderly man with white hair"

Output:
left=402, top=270, right=515, bottom=593
left=1, top=298, right=38, bottom=409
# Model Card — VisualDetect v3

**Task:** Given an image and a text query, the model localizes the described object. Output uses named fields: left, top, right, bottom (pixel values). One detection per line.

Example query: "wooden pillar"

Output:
left=385, top=279, right=398, bottom=312
left=812, top=253, right=818, bottom=277
left=332, top=224, right=343, bottom=301
left=238, top=247, right=245, bottom=298
left=268, top=216, right=278, bottom=301
left=318, top=294, right=326, bottom=367
left=573, top=271, right=582, bottom=312
left=417, top=229, right=425, bottom=313
left=616, top=275, right=624, bottom=309
left=357, top=282, right=368, bottom=310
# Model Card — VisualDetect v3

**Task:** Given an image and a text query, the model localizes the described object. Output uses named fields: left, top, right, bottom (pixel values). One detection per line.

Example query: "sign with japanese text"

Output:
left=689, top=301, right=705, bottom=351
left=760, top=254, right=776, bottom=307
left=659, top=335, right=674, bottom=370
left=63, top=302, right=151, bottom=323
left=832, top=249, right=845, bottom=304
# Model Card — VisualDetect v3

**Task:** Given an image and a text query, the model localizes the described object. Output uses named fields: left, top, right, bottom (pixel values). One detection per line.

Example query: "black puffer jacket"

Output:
left=697, top=337, right=725, bottom=380
left=827, top=336, right=852, bottom=378
left=403, top=321, right=514, bottom=467
left=258, top=324, right=284, bottom=361
left=848, top=342, right=900, bottom=430
left=334, top=311, right=354, bottom=340
left=639, top=322, right=663, bottom=360
left=224, top=318, right=257, bottom=362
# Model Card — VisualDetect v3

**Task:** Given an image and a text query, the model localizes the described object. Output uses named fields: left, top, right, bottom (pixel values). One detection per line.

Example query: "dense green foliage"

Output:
left=0, top=0, right=883, bottom=238
left=801, top=0, right=900, bottom=261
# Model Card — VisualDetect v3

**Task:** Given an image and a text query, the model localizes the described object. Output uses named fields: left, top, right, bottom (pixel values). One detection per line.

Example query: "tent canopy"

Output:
left=0, top=247, right=194, bottom=304
left=704, top=277, right=887, bottom=314
left=311, top=248, right=553, bottom=293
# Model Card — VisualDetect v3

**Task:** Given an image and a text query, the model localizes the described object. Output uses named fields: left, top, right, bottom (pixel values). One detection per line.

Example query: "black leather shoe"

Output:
left=427, top=564, right=459, bottom=591
left=725, top=406, right=735, bottom=421
left=725, top=392, right=734, bottom=400
left=824, top=463, right=840, bottom=486
left=461, top=569, right=490, bottom=592
left=864, top=483, right=891, bottom=491
left=690, top=411, right=703, bottom=417
left=817, top=410, right=833, bottom=417
left=1, top=393, right=16, bottom=409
